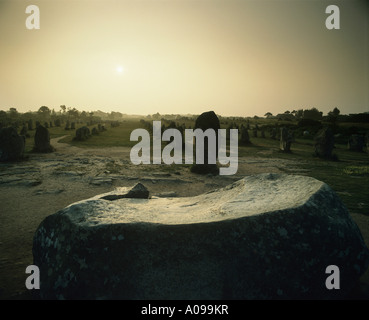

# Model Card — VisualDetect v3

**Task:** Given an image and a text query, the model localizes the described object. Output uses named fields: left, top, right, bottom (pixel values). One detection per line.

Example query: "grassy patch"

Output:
left=343, top=165, right=369, bottom=176
left=58, top=120, right=141, bottom=148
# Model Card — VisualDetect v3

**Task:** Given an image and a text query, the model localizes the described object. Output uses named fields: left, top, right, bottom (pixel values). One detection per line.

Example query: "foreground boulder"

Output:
left=33, top=174, right=369, bottom=299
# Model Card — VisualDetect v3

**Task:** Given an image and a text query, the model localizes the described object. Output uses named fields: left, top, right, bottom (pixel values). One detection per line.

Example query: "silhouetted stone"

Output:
left=71, top=122, right=75, bottom=130
left=0, top=127, right=25, bottom=161
left=191, top=111, right=220, bottom=175
left=253, top=128, right=257, bottom=138
left=20, top=125, right=28, bottom=137
left=65, top=120, right=70, bottom=130
left=34, top=125, right=54, bottom=153
left=348, top=134, right=365, bottom=152
left=91, top=127, right=99, bottom=135
left=75, top=126, right=90, bottom=141
left=270, top=128, right=277, bottom=139
left=239, top=127, right=251, bottom=145
left=314, top=127, right=335, bottom=159
left=280, top=127, right=292, bottom=152
left=27, top=119, right=33, bottom=131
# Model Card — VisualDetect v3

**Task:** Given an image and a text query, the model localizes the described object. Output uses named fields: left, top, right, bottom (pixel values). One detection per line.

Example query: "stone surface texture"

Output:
left=33, top=173, right=369, bottom=299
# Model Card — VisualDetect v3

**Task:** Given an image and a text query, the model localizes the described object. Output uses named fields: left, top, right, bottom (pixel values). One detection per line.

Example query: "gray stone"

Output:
left=314, top=127, right=335, bottom=159
left=34, top=125, right=54, bottom=153
left=75, top=126, right=90, bottom=141
left=99, top=183, right=149, bottom=200
left=33, top=174, right=369, bottom=299
left=0, top=127, right=25, bottom=161
left=280, top=127, right=292, bottom=152
left=239, top=127, right=251, bottom=145
left=348, top=134, right=365, bottom=152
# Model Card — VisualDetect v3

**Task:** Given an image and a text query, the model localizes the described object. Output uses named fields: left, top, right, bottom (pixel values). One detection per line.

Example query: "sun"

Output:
left=116, top=65, right=124, bottom=74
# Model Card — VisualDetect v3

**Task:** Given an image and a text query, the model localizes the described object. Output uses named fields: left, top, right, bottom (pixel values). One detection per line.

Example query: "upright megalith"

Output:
left=280, top=127, right=292, bottom=152
left=348, top=134, right=365, bottom=152
left=33, top=125, right=54, bottom=153
left=314, top=127, right=335, bottom=159
left=33, top=174, right=369, bottom=300
left=74, top=126, right=90, bottom=141
left=190, top=111, right=220, bottom=175
left=239, top=126, right=251, bottom=145
left=0, top=127, right=25, bottom=161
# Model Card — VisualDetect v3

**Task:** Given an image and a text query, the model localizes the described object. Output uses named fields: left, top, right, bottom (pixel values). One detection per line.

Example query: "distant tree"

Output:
left=303, top=108, right=323, bottom=121
left=264, top=112, right=273, bottom=118
left=60, top=105, right=66, bottom=113
left=67, top=107, right=79, bottom=119
left=38, top=106, right=51, bottom=117
left=284, top=110, right=290, bottom=114
left=8, top=108, right=19, bottom=122
left=152, top=112, right=161, bottom=120
left=295, top=109, right=303, bottom=120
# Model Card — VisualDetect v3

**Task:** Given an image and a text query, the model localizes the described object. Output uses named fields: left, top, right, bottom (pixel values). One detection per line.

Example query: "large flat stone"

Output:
left=33, top=173, right=369, bottom=299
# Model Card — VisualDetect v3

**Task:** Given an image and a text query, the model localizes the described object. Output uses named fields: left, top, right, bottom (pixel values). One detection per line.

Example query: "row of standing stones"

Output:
left=22, top=111, right=368, bottom=299
left=1, top=111, right=368, bottom=162
left=0, top=122, right=110, bottom=161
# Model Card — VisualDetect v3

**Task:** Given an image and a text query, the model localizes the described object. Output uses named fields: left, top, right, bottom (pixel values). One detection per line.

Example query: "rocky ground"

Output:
left=0, top=136, right=368, bottom=299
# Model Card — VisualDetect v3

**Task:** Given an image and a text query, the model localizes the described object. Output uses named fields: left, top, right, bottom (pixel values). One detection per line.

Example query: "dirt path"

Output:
left=0, top=137, right=368, bottom=299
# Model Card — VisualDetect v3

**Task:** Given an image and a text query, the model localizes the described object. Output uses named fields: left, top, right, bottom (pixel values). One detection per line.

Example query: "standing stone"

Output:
left=190, top=111, right=220, bottom=175
left=280, top=127, right=292, bottom=152
left=270, top=128, right=277, bottom=140
left=91, top=127, right=99, bottom=135
left=348, top=134, right=365, bottom=152
left=44, top=122, right=49, bottom=128
left=253, top=128, right=258, bottom=138
left=27, top=119, right=33, bottom=131
left=75, top=126, right=90, bottom=141
left=65, top=120, right=70, bottom=130
left=239, top=127, right=251, bottom=145
left=314, top=127, right=335, bottom=159
left=20, top=125, right=28, bottom=137
left=33, top=125, right=54, bottom=152
left=33, top=174, right=369, bottom=299
left=366, top=131, right=369, bottom=152
left=71, top=122, right=76, bottom=130
left=0, top=127, right=25, bottom=161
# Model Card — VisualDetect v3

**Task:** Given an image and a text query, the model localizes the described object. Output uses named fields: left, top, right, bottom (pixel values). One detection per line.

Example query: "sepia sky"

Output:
left=0, top=0, right=368, bottom=117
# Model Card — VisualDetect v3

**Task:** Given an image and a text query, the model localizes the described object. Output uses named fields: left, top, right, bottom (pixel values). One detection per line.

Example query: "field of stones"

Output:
left=0, top=112, right=369, bottom=299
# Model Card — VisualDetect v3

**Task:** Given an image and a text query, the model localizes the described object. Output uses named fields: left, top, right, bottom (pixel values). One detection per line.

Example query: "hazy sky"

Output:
left=0, top=0, right=368, bottom=117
